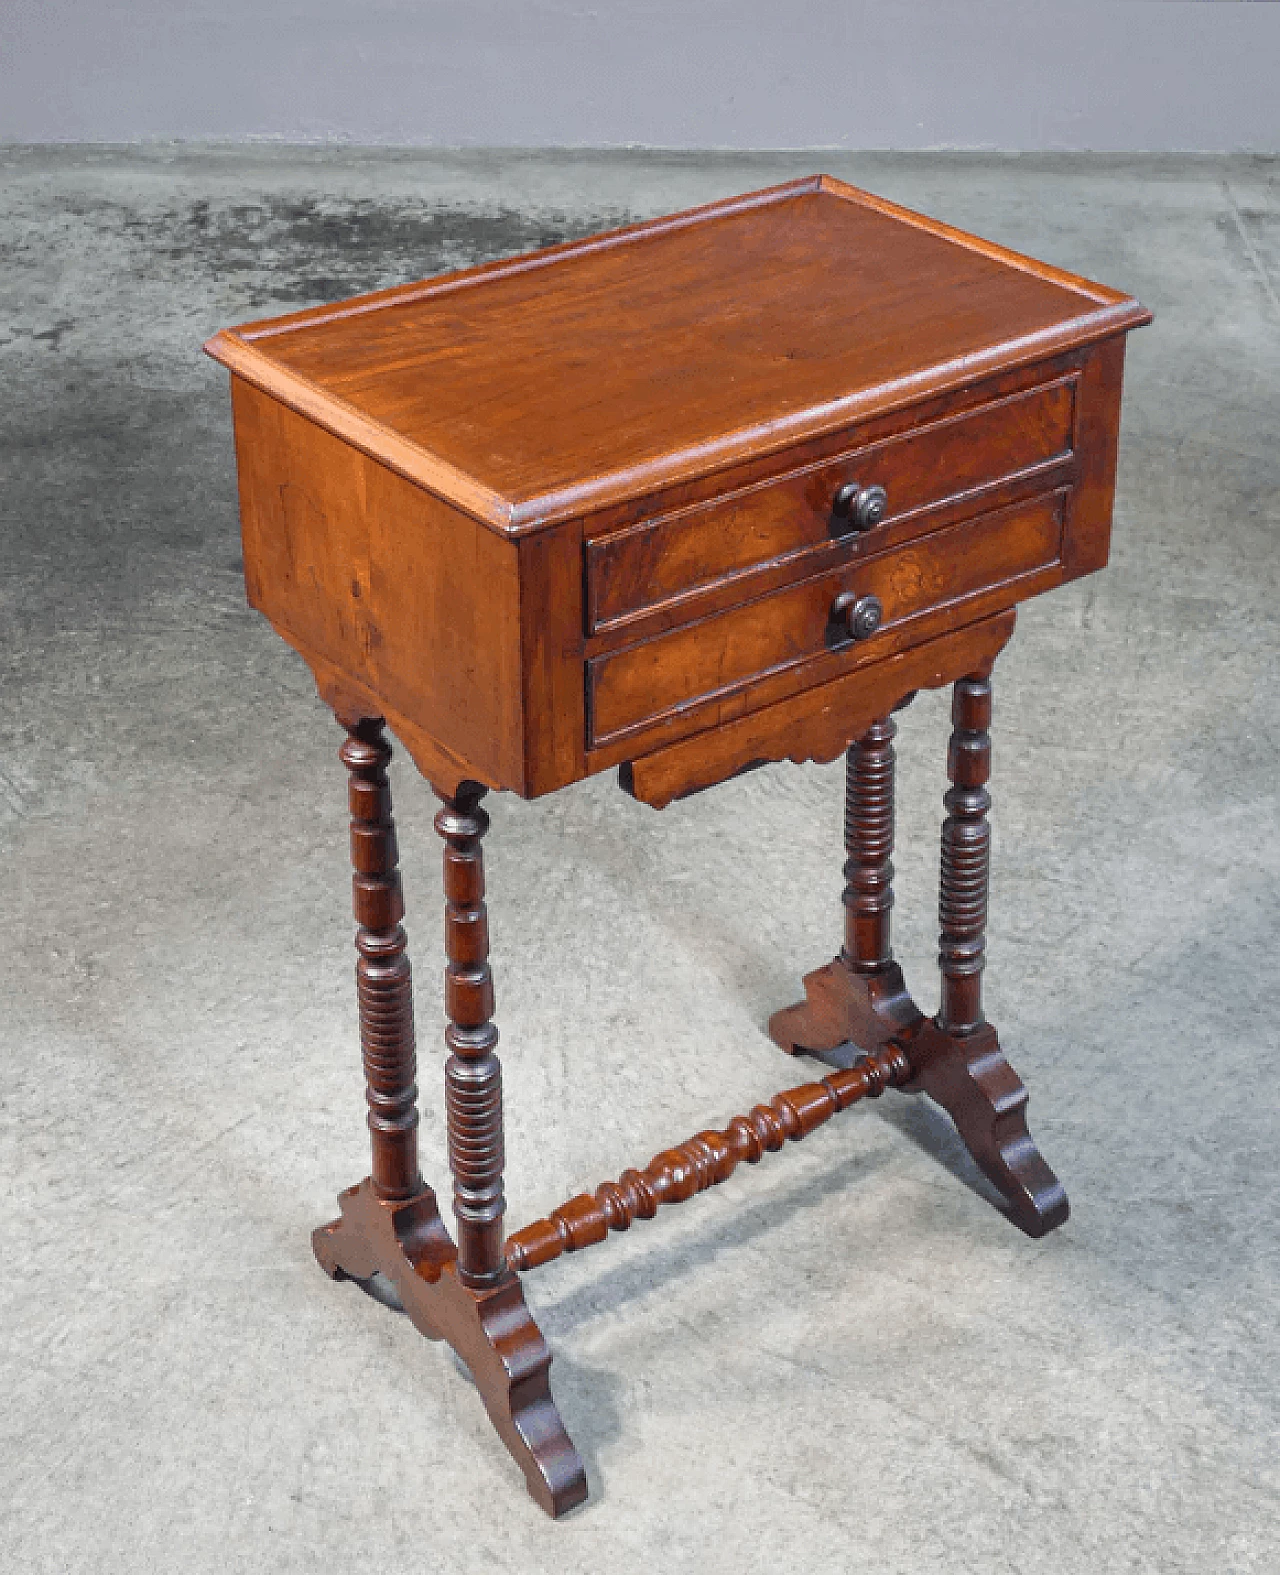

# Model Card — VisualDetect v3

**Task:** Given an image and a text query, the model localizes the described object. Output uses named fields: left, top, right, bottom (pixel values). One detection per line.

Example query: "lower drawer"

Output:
left=587, top=489, right=1067, bottom=745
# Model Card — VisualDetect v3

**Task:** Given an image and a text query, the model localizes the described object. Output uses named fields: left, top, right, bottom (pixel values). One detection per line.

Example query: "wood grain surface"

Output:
left=208, top=176, right=1150, bottom=1515
left=589, top=490, right=1065, bottom=745
left=586, top=373, right=1076, bottom=630
left=206, top=175, right=1148, bottom=533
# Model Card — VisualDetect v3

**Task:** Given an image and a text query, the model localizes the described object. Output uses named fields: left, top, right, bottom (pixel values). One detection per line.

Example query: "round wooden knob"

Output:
left=832, top=591, right=883, bottom=642
left=832, top=481, right=889, bottom=533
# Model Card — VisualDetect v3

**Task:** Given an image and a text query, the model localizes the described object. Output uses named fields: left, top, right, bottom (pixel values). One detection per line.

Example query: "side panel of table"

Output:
left=229, top=378, right=534, bottom=792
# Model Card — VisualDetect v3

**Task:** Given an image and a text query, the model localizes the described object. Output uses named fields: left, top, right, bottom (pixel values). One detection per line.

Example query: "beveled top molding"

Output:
left=204, top=175, right=1150, bottom=538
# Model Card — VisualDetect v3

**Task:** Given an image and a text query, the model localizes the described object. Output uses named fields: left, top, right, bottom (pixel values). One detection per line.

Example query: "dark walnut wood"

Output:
left=587, top=490, right=1067, bottom=746
left=904, top=674, right=1069, bottom=1236
left=313, top=1178, right=587, bottom=1517
left=772, top=670, right=1068, bottom=1238
left=206, top=176, right=1146, bottom=1514
left=938, top=675, right=995, bottom=1036
left=619, top=611, right=1016, bottom=809
left=507, top=1043, right=910, bottom=1272
left=434, top=781, right=508, bottom=1287
left=586, top=375, right=1076, bottom=632
left=339, top=717, right=421, bottom=1200
left=842, top=714, right=901, bottom=974
left=206, top=176, right=1148, bottom=800
left=312, top=724, right=586, bottom=1516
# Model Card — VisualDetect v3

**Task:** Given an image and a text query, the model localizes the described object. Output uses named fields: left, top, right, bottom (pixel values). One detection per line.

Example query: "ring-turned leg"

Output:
left=312, top=714, right=430, bottom=1285
left=902, top=675, right=1069, bottom=1237
left=436, top=784, right=508, bottom=1287
left=311, top=721, right=586, bottom=1517
left=769, top=710, right=923, bottom=1056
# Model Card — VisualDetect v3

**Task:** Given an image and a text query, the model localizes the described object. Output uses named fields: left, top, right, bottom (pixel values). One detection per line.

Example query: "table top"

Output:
left=204, top=175, right=1148, bottom=536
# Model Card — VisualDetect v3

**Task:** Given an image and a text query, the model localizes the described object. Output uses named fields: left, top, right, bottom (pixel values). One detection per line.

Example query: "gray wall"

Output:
left=3, top=2, right=1279, bottom=151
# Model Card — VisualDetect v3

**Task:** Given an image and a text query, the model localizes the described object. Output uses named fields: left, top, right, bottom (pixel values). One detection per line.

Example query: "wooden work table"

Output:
left=205, top=175, right=1150, bottom=1516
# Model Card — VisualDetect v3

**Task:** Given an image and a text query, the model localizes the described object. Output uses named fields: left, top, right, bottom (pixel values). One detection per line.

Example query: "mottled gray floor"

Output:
left=1, top=147, right=1277, bottom=1574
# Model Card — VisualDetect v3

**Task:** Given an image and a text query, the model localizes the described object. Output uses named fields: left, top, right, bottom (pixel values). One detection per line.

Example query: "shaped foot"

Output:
left=903, top=1021, right=1069, bottom=1238
left=313, top=1179, right=588, bottom=1517
left=312, top=1205, right=382, bottom=1283
left=769, top=957, right=923, bottom=1057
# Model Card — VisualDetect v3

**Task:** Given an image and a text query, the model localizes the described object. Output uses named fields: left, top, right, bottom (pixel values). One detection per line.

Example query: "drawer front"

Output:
left=586, top=375, right=1077, bottom=632
left=588, top=490, right=1066, bottom=746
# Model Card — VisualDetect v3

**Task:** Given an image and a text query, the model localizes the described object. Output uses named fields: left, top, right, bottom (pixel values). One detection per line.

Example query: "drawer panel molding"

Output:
left=586, top=375, right=1077, bottom=633
left=588, top=489, right=1067, bottom=746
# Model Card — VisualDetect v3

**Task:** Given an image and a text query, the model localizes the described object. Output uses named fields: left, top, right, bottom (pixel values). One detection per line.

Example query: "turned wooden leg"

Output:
left=313, top=715, right=431, bottom=1284
left=770, top=709, right=922, bottom=1056
left=902, top=674, right=1070, bottom=1237
left=937, top=674, right=992, bottom=1037
left=434, top=783, right=507, bottom=1287
left=311, top=725, right=586, bottom=1517
left=842, top=714, right=899, bottom=974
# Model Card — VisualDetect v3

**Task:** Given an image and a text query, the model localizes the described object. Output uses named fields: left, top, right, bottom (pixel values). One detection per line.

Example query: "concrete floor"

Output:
left=1, top=147, right=1277, bottom=1573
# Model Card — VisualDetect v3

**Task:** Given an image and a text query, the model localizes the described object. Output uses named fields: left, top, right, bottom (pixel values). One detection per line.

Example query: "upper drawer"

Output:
left=586, top=373, right=1077, bottom=633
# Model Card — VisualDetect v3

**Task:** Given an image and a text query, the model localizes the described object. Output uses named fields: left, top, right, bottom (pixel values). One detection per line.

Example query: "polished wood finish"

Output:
left=313, top=726, right=586, bottom=1516
left=770, top=666, right=1069, bottom=1238
left=586, top=373, right=1076, bottom=632
left=205, top=175, right=1145, bottom=532
left=435, top=782, right=508, bottom=1287
left=208, top=179, right=1145, bottom=804
left=507, top=1043, right=910, bottom=1272
left=340, top=717, right=421, bottom=1200
left=768, top=682, right=926, bottom=1060
left=313, top=1179, right=587, bottom=1517
left=938, top=676, right=993, bottom=1035
left=901, top=1019, right=1069, bottom=1237
left=619, top=611, right=1014, bottom=809
left=207, top=176, right=1147, bottom=1516
left=903, top=671, right=1069, bottom=1235
left=842, top=715, right=900, bottom=973
left=228, top=380, right=526, bottom=793
left=589, top=489, right=1065, bottom=746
